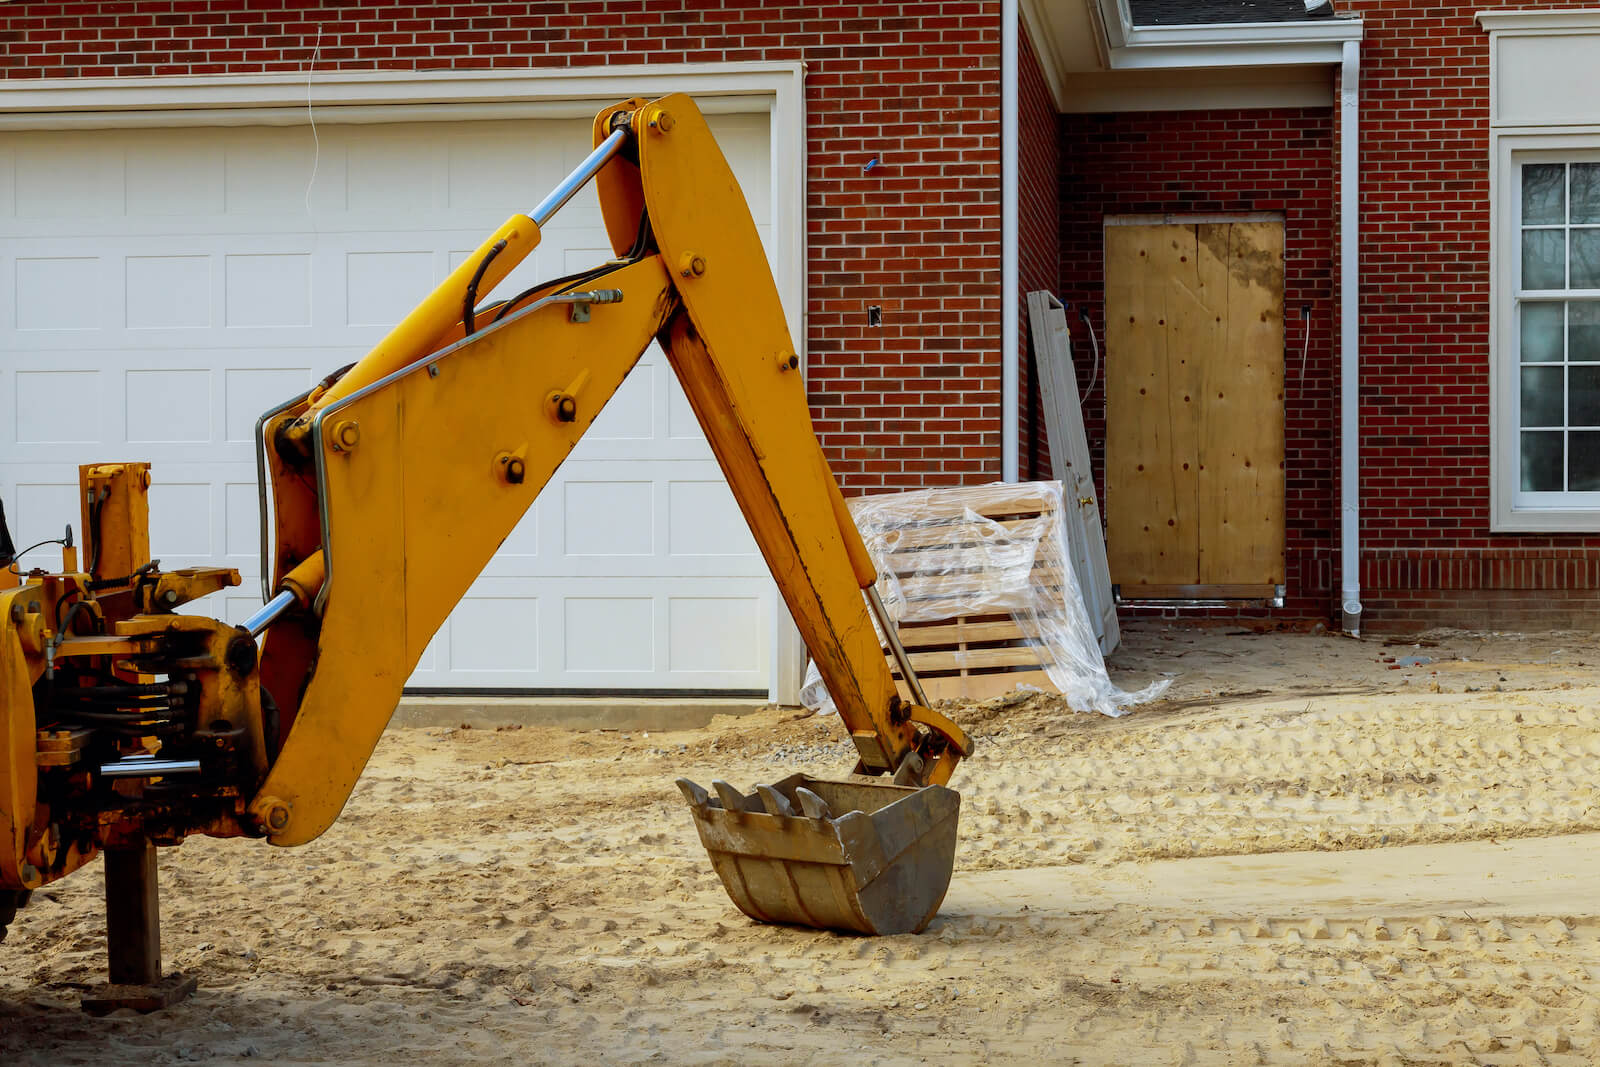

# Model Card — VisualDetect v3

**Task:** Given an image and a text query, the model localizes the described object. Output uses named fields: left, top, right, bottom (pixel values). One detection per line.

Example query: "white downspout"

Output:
left=1339, top=39, right=1362, bottom=634
left=1002, top=0, right=1020, bottom=483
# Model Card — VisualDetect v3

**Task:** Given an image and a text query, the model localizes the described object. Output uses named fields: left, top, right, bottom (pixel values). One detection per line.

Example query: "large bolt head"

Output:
left=678, top=252, right=707, bottom=278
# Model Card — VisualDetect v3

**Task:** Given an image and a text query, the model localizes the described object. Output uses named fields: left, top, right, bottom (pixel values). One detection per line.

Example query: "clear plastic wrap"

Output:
left=800, top=480, right=1168, bottom=717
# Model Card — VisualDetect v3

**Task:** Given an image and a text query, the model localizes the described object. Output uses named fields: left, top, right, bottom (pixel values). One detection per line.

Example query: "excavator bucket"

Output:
left=676, top=773, right=960, bottom=936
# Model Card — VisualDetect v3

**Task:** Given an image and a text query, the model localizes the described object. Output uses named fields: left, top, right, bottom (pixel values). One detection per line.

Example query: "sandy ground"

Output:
left=5, top=623, right=1600, bottom=1064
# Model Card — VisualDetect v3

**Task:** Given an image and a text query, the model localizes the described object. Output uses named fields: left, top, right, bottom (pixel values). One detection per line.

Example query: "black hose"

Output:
left=5, top=537, right=66, bottom=576
left=55, top=594, right=87, bottom=634
left=492, top=207, right=656, bottom=325
left=462, top=239, right=507, bottom=339
left=87, top=557, right=160, bottom=592
left=52, top=682, right=181, bottom=698
left=87, top=487, right=107, bottom=578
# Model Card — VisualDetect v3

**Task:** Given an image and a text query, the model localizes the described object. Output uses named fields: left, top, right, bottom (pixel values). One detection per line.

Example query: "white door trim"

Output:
left=2, top=62, right=810, bottom=699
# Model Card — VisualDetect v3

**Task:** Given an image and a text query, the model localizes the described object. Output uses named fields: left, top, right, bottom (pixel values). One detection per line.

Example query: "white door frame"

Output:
left=0, top=62, right=811, bottom=702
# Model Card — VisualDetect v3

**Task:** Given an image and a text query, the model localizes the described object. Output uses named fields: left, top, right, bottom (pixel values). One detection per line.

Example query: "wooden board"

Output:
left=1201, top=222, right=1286, bottom=586
left=1027, top=290, right=1120, bottom=655
left=1103, top=220, right=1285, bottom=596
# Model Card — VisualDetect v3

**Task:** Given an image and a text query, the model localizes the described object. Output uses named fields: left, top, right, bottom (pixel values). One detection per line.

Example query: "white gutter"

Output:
left=1002, top=0, right=1020, bottom=483
left=1339, top=39, right=1362, bottom=634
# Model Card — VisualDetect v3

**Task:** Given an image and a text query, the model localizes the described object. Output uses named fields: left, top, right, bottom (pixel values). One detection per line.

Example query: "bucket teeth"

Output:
left=713, top=780, right=755, bottom=812
left=794, top=786, right=833, bottom=820
left=676, top=778, right=710, bottom=807
left=756, top=784, right=796, bottom=817
left=677, top=772, right=961, bottom=936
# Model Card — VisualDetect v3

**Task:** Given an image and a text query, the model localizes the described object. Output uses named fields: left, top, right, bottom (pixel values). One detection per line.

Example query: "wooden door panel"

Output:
left=1104, top=220, right=1285, bottom=594
left=1199, top=222, right=1285, bottom=586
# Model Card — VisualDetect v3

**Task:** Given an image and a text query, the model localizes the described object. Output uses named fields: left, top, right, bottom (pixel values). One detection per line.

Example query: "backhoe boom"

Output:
left=0, top=95, right=975, bottom=1005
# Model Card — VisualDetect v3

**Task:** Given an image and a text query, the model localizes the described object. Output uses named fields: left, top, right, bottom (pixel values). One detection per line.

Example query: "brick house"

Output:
left=0, top=1, right=1593, bottom=701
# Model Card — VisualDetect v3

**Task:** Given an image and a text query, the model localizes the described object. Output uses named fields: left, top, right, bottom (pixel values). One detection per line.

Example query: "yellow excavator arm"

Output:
left=249, top=94, right=969, bottom=849
left=0, top=96, right=973, bottom=1002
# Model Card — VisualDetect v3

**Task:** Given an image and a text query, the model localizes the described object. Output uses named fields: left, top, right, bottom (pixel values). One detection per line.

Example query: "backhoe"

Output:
left=0, top=94, right=972, bottom=1011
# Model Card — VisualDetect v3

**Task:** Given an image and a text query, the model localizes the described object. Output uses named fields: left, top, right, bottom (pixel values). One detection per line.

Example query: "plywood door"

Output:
left=1103, top=221, right=1285, bottom=594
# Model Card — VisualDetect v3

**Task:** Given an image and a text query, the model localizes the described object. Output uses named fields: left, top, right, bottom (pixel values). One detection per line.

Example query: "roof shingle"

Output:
left=1127, top=0, right=1334, bottom=26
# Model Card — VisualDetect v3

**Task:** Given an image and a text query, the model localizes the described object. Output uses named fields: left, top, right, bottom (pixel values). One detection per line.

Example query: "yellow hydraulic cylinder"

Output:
left=274, top=216, right=541, bottom=460
left=315, top=215, right=540, bottom=410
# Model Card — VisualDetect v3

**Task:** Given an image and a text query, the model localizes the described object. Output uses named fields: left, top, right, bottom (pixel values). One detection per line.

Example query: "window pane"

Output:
left=1573, top=432, right=1600, bottom=489
left=1575, top=230, right=1600, bottom=289
left=1522, top=302, right=1564, bottom=362
left=1574, top=164, right=1600, bottom=224
left=1523, top=365, right=1564, bottom=426
left=1524, top=229, right=1566, bottom=290
left=1574, top=366, right=1600, bottom=425
left=1572, top=302, right=1600, bottom=361
left=1524, top=163, right=1566, bottom=225
left=1522, top=431, right=1564, bottom=490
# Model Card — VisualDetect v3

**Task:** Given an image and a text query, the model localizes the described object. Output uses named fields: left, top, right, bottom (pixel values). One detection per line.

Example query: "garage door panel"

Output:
left=448, top=596, right=541, bottom=674
left=564, top=595, right=653, bottom=674
left=225, top=367, right=314, bottom=441
left=8, top=479, right=81, bottom=569
left=0, top=143, right=14, bottom=223
left=128, top=138, right=224, bottom=217
left=14, top=369, right=101, bottom=444
left=224, top=481, right=259, bottom=560
left=669, top=596, right=763, bottom=674
left=223, top=128, right=327, bottom=216
left=346, top=129, right=438, bottom=217
left=668, top=480, right=761, bottom=558
left=149, top=481, right=216, bottom=562
left=224, top=252, right=313, bottom=329
left=16, top=255, right=110, bottom=331
left=127, top=369, right=213, bottom=443
left=587, top=362, right=656, bottom=441
left=15, top=141, right=119, bottom=220
left=126, top=254, right=213, bottom=330
left=445, top=120, right=575, bottom=217
left=345, top=250, right=434, bottom=327
left=563, top=479, right=654, bottom=557
left=666, top=377, right=712, bottom=447
left=5, top=112, right=777, bottom=692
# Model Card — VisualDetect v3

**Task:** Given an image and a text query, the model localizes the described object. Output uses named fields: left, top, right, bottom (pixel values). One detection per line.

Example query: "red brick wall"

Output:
left=1057, top=108, right=1338, bottom=621
left=1331, top=0, right=1600, bottom=630
left=1, top=0, right=1002, bottom=494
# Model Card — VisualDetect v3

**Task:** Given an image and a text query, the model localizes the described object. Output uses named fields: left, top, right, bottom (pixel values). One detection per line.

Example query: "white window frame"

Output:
left=1483, top=11, right=1600, bottom=530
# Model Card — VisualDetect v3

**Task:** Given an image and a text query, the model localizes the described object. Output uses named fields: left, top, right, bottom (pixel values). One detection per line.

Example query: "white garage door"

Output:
left=0, top=110, right=777, bottom=692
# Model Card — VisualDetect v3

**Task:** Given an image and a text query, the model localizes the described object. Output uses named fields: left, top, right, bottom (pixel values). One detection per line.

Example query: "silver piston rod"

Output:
left=864, top=584, right=930, bottom=710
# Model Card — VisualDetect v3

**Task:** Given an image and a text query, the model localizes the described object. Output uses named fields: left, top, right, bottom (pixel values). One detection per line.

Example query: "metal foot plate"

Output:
left=81, top=972, right=198, bottom=1015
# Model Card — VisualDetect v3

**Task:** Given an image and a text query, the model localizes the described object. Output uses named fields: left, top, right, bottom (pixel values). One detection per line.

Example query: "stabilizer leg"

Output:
left=82, top=839, right=196, bottom=1014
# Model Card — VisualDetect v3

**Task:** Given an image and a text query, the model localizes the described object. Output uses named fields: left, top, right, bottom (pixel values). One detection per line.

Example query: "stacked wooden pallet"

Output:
left=852, top=482, right=1070, bottom=704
